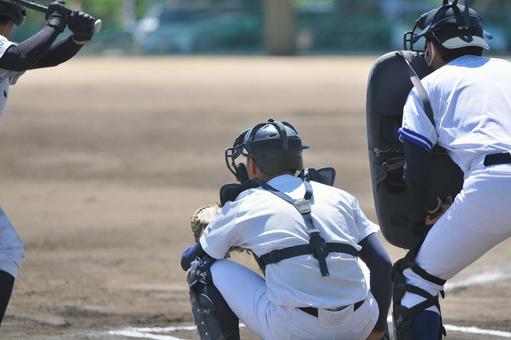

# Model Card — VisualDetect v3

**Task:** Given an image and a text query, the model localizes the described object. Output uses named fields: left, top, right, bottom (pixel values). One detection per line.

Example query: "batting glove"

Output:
left=46, top=1, right=69, bottom=33
left=69, top=11, right=95, bottom=42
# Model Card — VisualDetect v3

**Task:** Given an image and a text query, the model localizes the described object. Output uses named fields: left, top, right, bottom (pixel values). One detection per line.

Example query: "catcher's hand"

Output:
left=190, top=203, right=221, bottom=242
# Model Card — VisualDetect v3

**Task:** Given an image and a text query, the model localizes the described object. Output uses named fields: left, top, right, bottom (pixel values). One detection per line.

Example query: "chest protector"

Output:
left=254, top=176, right=359, bottom=277
left=366, top=51, right=464, bottom=249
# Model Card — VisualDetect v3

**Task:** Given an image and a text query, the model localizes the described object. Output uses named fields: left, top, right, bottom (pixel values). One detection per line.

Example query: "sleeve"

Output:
left=0, top=35, right=15, bottom=59
left=398, top=88, right=437, bottom=151
left=352, top=197, right=379, bottom=243
left=199, top=200, right=242, bottom=260
left=30, top=37, right=83, bottom=69
left=0, top=26, right=60, bottom=72
left=403, top=139, right=438, bottom=211
left=358, top=233, right=392, bottom=332
left=180, top=243, right=207, bottom=271
left=9, top=71, right=24, bottom=85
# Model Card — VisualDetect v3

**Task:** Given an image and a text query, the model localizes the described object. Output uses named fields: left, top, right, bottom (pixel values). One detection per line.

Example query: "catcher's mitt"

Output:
left=190, top=203, right=249, bottom=255
left=190, top=203, right=222, bottom=242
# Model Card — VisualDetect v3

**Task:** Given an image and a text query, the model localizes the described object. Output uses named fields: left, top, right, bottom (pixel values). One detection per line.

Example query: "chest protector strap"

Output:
left=256, top=179, right=358, bottom=277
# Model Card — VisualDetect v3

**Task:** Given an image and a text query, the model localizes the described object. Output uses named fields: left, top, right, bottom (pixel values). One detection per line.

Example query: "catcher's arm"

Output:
left=182, top=203, right=250, bottom=271
left=181, top=243, right=206, bottom=271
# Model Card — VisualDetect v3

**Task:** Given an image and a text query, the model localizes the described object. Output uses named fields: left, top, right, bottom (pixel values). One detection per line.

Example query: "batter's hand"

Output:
left=46, top=1, right=69, bottom=33
left=69, top=11, right=96, bottom=43
left=425, top=195, right=453, bottom=226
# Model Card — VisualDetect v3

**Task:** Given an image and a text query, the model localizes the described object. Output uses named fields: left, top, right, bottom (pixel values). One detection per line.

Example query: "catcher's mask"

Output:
left=404, top=0, right=491, bottom=52
left=0, top=0, right=25, bottom=26
left=225, top=119, right=309, bottom=183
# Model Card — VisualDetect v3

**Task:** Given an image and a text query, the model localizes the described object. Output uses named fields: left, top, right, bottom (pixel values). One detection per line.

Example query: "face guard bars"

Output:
left=225, top=128, right=250, bottom=182
left=224, top=119, right=302, bottom=183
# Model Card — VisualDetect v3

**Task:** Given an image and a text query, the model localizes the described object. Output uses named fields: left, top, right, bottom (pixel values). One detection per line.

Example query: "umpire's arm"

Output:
left=358, top=233, right=392, bottom=334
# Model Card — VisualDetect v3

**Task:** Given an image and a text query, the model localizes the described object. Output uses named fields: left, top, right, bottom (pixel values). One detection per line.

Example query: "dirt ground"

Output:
left=0, top=57, right=509, bottom=339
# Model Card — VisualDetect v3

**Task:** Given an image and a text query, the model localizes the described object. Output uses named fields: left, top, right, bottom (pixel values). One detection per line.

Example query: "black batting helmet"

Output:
left=225, top=119, right=309, bottom=183
left=404, top=0, right=490, bottom=52
left=0, top=0, right=25, bottom=26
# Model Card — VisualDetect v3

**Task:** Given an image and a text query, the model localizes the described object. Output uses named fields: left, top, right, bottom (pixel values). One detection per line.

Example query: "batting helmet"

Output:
left=404, top=0, right=490, bottom=52
left=0, top=0, right=25, bottom=26
left=225, top=119, right=309, bottom=183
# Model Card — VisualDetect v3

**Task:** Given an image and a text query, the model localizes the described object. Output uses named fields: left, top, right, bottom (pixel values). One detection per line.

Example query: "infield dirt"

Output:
left=0, top=57, right=509, bottom=339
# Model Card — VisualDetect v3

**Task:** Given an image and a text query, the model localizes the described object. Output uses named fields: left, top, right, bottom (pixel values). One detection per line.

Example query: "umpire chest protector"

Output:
left=366, top=51, right=463, bottom=249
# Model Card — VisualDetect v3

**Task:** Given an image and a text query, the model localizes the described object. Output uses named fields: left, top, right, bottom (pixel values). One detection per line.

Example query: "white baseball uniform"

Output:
left=200, top=174, right=379, bottom=339
left=0, top=35, right=25, bottom=115
left=398, top=55, right=511, bottom=311
left=0, top=34, right=25, bottom=278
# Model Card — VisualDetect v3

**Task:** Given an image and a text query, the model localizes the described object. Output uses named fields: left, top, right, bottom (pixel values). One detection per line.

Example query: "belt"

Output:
left=298, top=300, right=364, bottom=317
left=484, top=153, right=511, bottom=167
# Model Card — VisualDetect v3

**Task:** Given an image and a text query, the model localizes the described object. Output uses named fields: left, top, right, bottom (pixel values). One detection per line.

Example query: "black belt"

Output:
left=298, top=299, right=364, bottom=317
left=484, top=153, right=511, bottom=166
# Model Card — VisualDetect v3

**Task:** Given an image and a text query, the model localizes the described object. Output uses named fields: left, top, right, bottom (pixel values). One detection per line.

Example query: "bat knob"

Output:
left=94, top=19, right=102, bottom=33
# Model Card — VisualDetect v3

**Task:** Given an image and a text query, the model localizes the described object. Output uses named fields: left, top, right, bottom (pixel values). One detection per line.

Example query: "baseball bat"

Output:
left=12, top=0, right=102, bottom=33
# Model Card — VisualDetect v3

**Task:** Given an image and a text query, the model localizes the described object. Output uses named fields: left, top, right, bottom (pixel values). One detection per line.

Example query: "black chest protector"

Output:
left=254, top=177, right=359, bottom=277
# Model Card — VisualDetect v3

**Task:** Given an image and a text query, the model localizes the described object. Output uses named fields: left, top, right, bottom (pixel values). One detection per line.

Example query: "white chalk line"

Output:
left=444, top=325, right=511, bottom=338
left=107, top=324, right=247, bottom=340
left=108, top=322, right=511, bottom=340
left=445, top=264, right=511, bottom=292
left=107, top=266, right=511, bottom=339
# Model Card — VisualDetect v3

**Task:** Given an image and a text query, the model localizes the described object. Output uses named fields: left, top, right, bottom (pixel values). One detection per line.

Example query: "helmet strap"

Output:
left=463, top=0, right=471, bottom=29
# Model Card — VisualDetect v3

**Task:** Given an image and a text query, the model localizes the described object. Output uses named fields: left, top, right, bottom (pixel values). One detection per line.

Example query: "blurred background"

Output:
left=11, top=0, right=511, bottom=56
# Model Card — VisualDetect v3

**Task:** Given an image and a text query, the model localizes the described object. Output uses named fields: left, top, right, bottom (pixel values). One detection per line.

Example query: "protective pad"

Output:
left=366, top=50, right=464, bottom=249
left=392, top=255, right=445, bottom=340
left=302, top=167, right=336, bottom=186
left=187, top=258, right=240, bottom=340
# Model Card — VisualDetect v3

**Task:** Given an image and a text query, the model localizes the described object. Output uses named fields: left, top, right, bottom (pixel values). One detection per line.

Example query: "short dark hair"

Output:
left=0, top=15, right=12, bottom=25
left=429, top=38, right=484, bottom=63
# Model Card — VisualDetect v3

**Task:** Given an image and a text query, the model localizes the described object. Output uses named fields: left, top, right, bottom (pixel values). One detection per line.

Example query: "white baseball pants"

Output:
left=402, top=165, right=511, bottom=312
left=211, top=259, right=378, bottom=340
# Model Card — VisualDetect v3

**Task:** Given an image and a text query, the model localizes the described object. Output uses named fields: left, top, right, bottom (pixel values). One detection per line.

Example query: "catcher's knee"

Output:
left=392, top=249, right=446, bottom=340
left=187, top=256, right=240, bottom=340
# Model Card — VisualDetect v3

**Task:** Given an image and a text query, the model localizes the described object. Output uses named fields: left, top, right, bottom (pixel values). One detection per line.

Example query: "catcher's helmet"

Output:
left=404, top=0, right=490, bottom=52
left=225, top=119, right=309, bottom=183
left=0, top=0, right=25, bottom=26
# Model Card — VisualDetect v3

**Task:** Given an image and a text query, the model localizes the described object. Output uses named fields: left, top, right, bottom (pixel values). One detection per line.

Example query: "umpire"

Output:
left=0, top=0, right=96, bottom=325
left=181, top=119, right=391, bottom=340
left=393, top=0, right=511, bottom=339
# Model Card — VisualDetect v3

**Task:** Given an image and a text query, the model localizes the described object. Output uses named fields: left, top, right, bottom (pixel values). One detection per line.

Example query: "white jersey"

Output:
left=0, top=34, right=25, bottom=115
left=200, top=174, right=379, bottom=309
left=399, top=55, right=511, bottom=174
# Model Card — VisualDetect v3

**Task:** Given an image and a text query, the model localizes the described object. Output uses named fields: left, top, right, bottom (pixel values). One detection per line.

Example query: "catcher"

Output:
left=0, top=0, right=96, bottom=325
left=181, top=119, right=392, bottom=340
